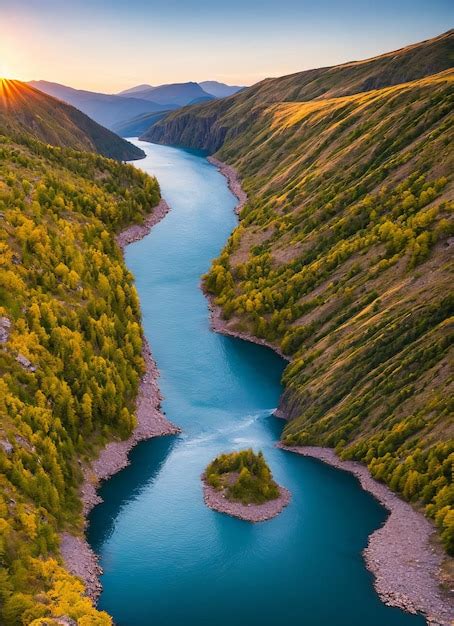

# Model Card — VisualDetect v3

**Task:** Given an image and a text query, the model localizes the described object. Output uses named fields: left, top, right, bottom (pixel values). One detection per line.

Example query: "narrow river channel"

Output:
left=87, top=139, right=425, bottom=626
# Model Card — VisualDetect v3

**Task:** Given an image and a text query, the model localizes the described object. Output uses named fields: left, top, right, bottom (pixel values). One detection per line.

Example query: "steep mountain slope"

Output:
left=201, top=66, right=454, bottom=553
left=1, top=80, right=144, bottom=160
left=127, top=81, right=213, bottom=106
left=28, top=80, right=171, bottom=129
left=144, top=29, right=454, bottom=151
left=0, top=94, right=162, bottom=623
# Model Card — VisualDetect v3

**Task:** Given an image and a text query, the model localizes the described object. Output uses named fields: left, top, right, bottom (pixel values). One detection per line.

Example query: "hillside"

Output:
left=0, top=79, right=145, bottom=161
left=201, top=67, right=454, bottom=552
left=28, top=80, right=172, bottom=130
left=143, top=29, right=454, bottom=151
left=0, top=95, right=162, bottom=622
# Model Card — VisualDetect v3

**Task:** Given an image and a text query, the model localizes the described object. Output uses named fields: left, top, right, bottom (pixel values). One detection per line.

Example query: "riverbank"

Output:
left=278, top=445, right=453, bottom=626
left=204, top=159, right=290, bottom=360
left=207, top=157, right=248, bottom=214
left=208, top=156, right=452, bottom=625
left=116, top=197, right=171, bottom=247
left=60, top=196, right=179, bottom=600
left=202, top=476, right=291, bottom=522
left=208, top=301, right=291, bottom=361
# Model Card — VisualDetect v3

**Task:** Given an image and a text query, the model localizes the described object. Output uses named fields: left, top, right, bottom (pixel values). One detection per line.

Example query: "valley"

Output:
left=0, top=22, right=452, bottom=626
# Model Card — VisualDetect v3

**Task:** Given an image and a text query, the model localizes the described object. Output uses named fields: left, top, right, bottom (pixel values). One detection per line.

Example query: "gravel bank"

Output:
left=205, top=158, right=290, bottom=360
left=115, top=197, right=170, bottom=247
left=60, top=197, right=179, bottom=600
left=207, top=157, right=248, bottom=214
left=279, top=445, right=453, bottom=626
left=202, top=477, right=291, bottom=522
left=208, top=300, right=290, bottom=361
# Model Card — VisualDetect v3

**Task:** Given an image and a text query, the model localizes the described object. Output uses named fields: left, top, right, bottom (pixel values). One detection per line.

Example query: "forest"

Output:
left=203, top=70, right=454, bottom=554
left=205, top=449, right=280, bottom=504
left=0, top=131, right=160, bottom=624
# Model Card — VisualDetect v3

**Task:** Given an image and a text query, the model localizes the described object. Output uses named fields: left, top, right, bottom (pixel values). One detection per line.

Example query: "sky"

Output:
left=0, top=0, right=452, bottom=93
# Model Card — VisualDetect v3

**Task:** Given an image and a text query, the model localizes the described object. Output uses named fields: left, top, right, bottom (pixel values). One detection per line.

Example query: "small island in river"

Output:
left=202, top=449, right=291, bottom=522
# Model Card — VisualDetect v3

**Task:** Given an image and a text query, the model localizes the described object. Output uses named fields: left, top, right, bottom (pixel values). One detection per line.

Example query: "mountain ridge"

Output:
left=0, top=79, right=144, bottom=160
left=143, top=29, right=454, bottom=152
left=28, top=80, right=173, bottom=130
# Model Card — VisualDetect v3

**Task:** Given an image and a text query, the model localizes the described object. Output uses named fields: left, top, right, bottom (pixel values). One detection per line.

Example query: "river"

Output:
left=87, top=139, right=425, bottom=626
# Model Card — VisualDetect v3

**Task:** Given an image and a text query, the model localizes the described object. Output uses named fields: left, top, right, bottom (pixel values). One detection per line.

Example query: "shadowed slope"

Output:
left=0, top=79, right=145, bottom=160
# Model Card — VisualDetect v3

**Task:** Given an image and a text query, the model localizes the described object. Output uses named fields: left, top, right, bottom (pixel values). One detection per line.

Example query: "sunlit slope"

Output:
left=144, top=29, right=454, bottom=152
left=203, top=69, right=454, bottom=552
left=0, top=79, right=144, bottom=160
left=0, top=126, right=160, bottom=622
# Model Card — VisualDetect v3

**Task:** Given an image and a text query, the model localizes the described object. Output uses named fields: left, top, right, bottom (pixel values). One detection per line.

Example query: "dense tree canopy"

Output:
left=0, top=132, right=160, bottom=624
left=205, top=449, right=280, bottom=505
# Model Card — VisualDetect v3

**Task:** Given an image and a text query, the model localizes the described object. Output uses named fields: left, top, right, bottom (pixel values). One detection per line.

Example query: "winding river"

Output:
left=87, top=140, right=425, bottom=626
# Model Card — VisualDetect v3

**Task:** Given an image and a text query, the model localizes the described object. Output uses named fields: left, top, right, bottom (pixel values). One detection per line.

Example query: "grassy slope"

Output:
left=202, top=68, right=454, bottom=554
left=0, top=128, right=160, bottom=621
left=143, top=29, right=454, bottom=151
left=0, top=80, right=145, bottom=161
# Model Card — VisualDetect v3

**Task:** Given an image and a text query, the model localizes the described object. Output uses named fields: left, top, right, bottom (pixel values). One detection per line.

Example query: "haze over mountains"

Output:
left=118, top=81, right=215, bottom=106
left=29, top=79, right=244, bottom=135
left=28, top=80, right=172, bottom=131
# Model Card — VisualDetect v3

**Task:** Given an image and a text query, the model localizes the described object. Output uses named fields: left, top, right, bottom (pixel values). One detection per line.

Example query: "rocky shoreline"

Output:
left=60, top=196, right=179, bottom=600
left=202, top=477, right=291, bottom=522
left=205, top=158, right=290, bottom=360
left=208, top=156, right=453, bottom=625
left=207, top=156, right=248, bottom=214
left=279, top=445, right=453, bottom=626
left=209, top=301, right=291, bottom=361
left=115, top=197, right=170, bottom=247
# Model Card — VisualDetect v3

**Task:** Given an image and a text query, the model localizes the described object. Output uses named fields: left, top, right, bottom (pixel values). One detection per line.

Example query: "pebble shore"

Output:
left=202, top=477, right=291, bottom=522
left=279, top=445, right=453, bottom=626
left=60, top=197, right=179, bottom=600
left=205, top=159, right=290, bottom=360
left=207, top=157, right=248, bottom=214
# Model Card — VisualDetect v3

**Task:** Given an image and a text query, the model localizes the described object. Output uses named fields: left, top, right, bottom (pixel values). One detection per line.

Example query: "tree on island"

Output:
left=205, top=449, right=280, bottom=505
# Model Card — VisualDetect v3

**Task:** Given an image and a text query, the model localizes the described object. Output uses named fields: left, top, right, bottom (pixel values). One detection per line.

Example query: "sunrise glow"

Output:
left=0, top=64, right=14, bottom=80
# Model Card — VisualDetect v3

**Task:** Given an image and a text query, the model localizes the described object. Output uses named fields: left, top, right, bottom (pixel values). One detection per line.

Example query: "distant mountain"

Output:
left=111, top=110, right=170, bottom=137
left=199, top=81, right=244, bottom=97
left=122, top=82, right=212, bottom=107
left=187, top=95, right=216, bottom=106
left=118, top=83, right=153, bottom=95
left=0, top=79, right=144, bottom=160
left=28, top=80, right=172, bottom=130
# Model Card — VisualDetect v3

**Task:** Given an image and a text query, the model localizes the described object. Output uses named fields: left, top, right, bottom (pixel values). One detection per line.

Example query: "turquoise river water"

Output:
left=87, top=140, right=425, bottom=626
